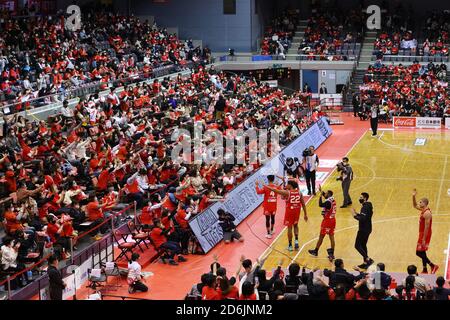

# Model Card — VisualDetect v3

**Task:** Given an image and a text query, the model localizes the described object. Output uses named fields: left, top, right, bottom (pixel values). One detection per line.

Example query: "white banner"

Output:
left=75, top=258, right=92, bottom=289
left=62, top=274, right=76, bottom=300
left=189, top=117, right=333, bottom=253
left=445, top=117, right=450, bottom=129
left=415, top=117, right=442, bottom=129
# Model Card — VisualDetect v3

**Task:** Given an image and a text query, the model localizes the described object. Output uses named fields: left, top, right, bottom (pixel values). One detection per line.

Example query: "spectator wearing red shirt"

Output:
left=86, top=194, right=108, bottom=239
left=149, top=218, right=187, bottom=265
left=201, top=274, right=221, bottom=300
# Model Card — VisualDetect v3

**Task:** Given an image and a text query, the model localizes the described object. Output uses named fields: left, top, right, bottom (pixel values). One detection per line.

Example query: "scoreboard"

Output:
left=247, top=67, right=291, bottom=81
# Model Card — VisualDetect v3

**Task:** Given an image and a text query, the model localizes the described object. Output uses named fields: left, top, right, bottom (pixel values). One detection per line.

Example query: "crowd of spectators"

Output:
left=0, top=65, right=316, bottom=290
left=359, top=62, right=449, bottom=119
left=0, top=9, right=211, bottom=110
left=373, top=10, right=449, bottom=57
left=260, top=10, right=299, bottom=57
left=191, top=257, right=449, bottom=300
left=298, top=7, right=363, bottom=61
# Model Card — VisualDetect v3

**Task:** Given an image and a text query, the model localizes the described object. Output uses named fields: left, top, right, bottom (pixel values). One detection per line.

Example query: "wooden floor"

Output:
left=262, top=129, right=450, bottom=273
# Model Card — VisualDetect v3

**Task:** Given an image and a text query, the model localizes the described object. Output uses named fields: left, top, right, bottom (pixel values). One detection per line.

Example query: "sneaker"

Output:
left=128, top=286, right=135, bottom=294
left=366, top=258, right=374, bottom=267
left=307, top=191, right=312, bottom=196
left=294, top=240, right=299, bottom=250
left=357, top=263, right=368, bottom=269
left=270, top=230, right=274, bottom=235
left=287, top=245, right=293, bottom=252
left=431, top=265, right=439, bottom=274
left=265, top=234, right=272, bottom=239
left=177, top=255, right=187, bottom=262
left=168, top=259, right=179, bottom=266
left=421, top=268, right=428, bottom=274
left=340, top=205, right=347, bottom=208
left=308, top=249, right=318, bottom=257
left=93, top=234, right=102, bottom=241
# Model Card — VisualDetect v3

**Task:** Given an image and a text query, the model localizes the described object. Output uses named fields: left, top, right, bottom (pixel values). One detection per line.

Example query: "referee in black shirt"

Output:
left=370, top=104, right=379, bottom=136
left=351, top=192, right=374, bottom=269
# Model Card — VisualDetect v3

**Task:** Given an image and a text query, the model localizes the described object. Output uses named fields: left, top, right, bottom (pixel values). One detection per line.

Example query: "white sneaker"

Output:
left=265, top=234, right=272, bottom=239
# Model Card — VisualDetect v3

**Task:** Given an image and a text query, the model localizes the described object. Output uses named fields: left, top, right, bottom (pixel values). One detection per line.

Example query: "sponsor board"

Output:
left=393, top=117, right=416, bottom=128
left=189, top=118, right=333, bottom=253
left=393, top=116, right=442, bottom=129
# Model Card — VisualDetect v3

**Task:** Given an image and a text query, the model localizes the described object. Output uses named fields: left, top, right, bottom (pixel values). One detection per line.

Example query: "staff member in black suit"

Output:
left=352, top=93, right=360, bottom=117
left=319, top=83, right=328, bottom=94
left=351, top=192, right=374, bottom=270
left=370, top=104, right=379, bottom=136
left=47, top=254, right=66, bottom=300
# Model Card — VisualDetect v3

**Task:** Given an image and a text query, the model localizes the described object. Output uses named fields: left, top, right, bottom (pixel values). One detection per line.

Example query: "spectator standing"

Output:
left=47, top=254, right=66, bottom=300
left=351, top=192, right=374, bottom=269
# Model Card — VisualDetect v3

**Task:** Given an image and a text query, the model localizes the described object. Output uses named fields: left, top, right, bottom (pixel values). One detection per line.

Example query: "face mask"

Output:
left=359, top=198, right=365, bottom=204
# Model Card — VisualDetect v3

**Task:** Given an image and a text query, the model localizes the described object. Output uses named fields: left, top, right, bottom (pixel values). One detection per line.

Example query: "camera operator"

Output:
left=218, top=209, right=244, bottom=244
left=336, top=157, right=353, bottom=208
left=303, top=146, right=319, bottom=195
left=284, top=157, right=303, bottom=181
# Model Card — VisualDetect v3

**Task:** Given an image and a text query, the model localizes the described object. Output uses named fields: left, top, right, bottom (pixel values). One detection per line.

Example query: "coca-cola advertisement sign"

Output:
left=393, top=117, right=416, bottom=128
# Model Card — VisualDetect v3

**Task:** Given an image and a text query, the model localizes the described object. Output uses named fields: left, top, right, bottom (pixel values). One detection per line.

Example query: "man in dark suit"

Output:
left=319, top=83, right=328, bottom=94
left=47, top=255, right=66, bottom=300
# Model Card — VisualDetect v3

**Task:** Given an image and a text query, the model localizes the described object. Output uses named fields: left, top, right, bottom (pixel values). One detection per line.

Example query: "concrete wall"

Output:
left=127, top=0, right=254, bottom=52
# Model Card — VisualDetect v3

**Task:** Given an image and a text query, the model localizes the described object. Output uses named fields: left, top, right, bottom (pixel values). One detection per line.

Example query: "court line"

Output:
left=291, top=214, right=450, bottom=263
left=445, top=233, right=450, bottom=281
left=258, top=129, right=370, bottom=261
left=350, top=176, right=450, bottom=182
left=378, top=132, right=450, bottom=157
left=436, top=155, right=448, bottom=215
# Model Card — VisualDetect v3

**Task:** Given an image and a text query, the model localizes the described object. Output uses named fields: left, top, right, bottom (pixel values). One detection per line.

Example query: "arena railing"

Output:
left=374, top=55, right=450, bottom=63
left=219, top=53, right=358, bottom=62
left=0, top=177, right=182, bottom=300
left=0, top=62, right=196, bottom=115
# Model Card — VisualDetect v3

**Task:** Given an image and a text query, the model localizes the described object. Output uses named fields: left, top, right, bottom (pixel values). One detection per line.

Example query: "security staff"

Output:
left=337, top=157, right=353, bottom=208
left=351, top=192, right=374, bottom=269
left=303, top=146, right=319, bottom=195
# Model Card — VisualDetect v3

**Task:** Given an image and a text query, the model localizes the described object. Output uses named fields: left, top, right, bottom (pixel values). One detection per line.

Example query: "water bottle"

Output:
left=27, top=270, right=33, bottom=281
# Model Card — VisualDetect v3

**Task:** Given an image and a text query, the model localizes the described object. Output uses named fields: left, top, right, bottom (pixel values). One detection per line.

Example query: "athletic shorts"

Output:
left=320, top=220, right=336, bottom=236
left=284, top=211, right=300, bottom=227
left=263, top=209, right=276, bottom=216
left=416, top=232, right=431, bottom=251
left=223, top=230, right=242, bottom=242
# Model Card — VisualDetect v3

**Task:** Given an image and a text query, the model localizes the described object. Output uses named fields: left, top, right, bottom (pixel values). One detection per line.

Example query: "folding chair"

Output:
left=87, top=268, right=107, bottom=290
left=135, top=215, right=152, bottom=233
left=126, top=221, right=150, bottom=252
left=102, top=262, right=122, bottom=291
left=113, top=230, right=136, bottom=262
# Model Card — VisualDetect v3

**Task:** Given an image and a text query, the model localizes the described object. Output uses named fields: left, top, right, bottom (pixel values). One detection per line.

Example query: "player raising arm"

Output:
left=266, top=180, right=308, bottom=251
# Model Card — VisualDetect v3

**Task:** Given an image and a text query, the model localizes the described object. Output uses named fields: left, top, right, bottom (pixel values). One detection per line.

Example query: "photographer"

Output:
left=303, top=146, right=319, bottom=196
left=283, top=157, right=303, bottom=180
left=336, top=157, right=353, bottom=208
left=218, top=209, right=244, bottom=244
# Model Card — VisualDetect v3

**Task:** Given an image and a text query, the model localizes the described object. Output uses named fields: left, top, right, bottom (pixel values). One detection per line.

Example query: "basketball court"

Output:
left=262, top=127, right=450, bottom=273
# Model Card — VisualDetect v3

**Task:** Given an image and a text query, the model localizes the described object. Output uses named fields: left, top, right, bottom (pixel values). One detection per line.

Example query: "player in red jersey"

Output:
left=255, top=175, right=282, bottom=239
left=266, top=180, right=308, bottom=251
left=412, top=189, right=439, bottom=274
left=308, top=185, right=337, bottom=261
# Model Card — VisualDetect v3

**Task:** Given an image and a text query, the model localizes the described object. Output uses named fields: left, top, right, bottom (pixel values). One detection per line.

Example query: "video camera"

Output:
left=302, top=148, right=312, bottom=157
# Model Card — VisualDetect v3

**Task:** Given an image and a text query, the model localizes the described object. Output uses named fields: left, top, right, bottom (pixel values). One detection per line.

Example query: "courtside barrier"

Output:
left=189, top=117, right=333, bottom=253
left=393, top=116, right=443, bottom=129
left=445, top=117, right=450, bottom=130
